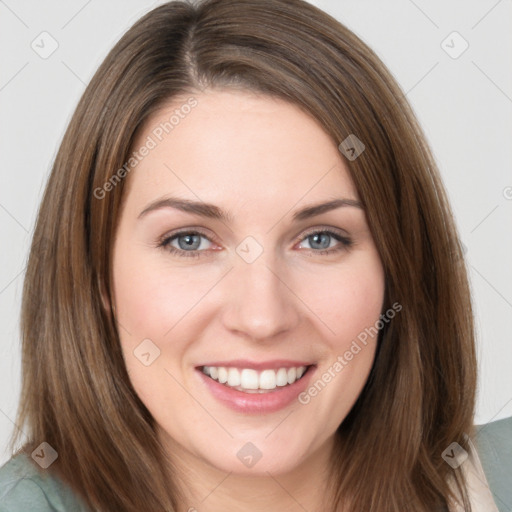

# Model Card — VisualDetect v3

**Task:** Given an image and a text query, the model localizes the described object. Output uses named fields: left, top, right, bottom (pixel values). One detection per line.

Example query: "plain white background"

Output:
left=0, top=0, right=511, bottom=465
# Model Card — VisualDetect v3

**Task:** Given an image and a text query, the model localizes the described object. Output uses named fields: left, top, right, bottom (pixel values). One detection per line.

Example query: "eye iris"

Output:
left=172, top=232, right=338, bottom=252
left=309, top=233, right=331, bottom=250
left=178, top=234, right=201, bottom=250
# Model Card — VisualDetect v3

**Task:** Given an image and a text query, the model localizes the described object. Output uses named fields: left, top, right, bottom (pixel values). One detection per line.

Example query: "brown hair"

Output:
left=11, top=0, right=476, bottom=510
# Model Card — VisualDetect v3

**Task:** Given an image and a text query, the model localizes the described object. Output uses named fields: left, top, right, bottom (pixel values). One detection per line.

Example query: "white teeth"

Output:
left=227, top=367, right=241, bottom=387
left=201, top=365, right=309, bottom=392
left=259, top=369, right=276, bottom=390
left=218, top=367, right=228, bottom=384
left=276, top=368, right=288, bottom=387
left=240, top=369, right=259, bottom=390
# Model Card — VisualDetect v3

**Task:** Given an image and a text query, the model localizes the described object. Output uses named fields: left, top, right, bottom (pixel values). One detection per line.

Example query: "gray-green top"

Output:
left=0, top=452, right=89, bottom=511
left=1, top=416, right=511, bottom=511
left=473, top=416, right=512, bottom=512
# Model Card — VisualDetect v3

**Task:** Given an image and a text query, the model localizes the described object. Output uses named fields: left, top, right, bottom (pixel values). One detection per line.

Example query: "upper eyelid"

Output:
left=162, top=226, right=350, bottom=249
left=294, top=226, right=349, bottom=240
left=161, top=227, right=218, bottom=245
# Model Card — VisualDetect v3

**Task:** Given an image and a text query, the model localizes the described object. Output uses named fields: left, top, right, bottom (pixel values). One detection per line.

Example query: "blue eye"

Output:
left=159, top=231, right=213, bottom=258
left=174, top=233, right=204, bottom=251
left=158, top=228, right=352, bottom=258
left=297, top=230, right=353, bottom=254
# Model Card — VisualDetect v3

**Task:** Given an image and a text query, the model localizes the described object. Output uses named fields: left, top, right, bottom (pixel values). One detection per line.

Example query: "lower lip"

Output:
left=196, top=366, right=316, bottom=414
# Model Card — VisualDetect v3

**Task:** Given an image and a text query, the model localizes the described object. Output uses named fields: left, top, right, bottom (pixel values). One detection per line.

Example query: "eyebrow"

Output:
left=137, top=196, right=363, bottom=222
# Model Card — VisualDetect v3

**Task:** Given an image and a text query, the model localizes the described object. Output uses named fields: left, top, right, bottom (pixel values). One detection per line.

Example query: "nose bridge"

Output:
left=221, top=250, right=300, bottom=339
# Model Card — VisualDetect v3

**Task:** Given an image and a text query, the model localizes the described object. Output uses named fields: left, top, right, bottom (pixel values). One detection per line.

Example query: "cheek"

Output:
left=111, top=247, right=223, bottom=403
left=298, top=254, right=385, bottom=345
left=293, top=254, right=384, bottom=422
left=113, top=237, right=385, bottom=430
left=112, top=244, right=217, bottom=340
left=112, top=260, right=195, bottom=414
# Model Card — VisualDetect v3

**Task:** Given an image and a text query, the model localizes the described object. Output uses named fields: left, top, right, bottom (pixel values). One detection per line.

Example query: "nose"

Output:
left=220, top=254, right=301, bottom=341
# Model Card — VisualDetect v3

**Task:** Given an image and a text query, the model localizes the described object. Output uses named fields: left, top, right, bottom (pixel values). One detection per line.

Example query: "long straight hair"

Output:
left=11, top=0, right=476, bottom=510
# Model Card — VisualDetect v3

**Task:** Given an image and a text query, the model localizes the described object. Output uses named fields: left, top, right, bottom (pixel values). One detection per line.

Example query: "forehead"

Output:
left=124, top=89, right=358, bottom=214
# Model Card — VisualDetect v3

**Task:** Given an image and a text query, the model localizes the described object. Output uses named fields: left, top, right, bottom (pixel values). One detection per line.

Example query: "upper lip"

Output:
left=197, top=359, right=315, bottom=371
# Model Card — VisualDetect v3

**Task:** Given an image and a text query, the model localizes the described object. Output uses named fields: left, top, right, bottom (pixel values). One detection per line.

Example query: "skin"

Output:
left=111, top=89, right=385, bottom=512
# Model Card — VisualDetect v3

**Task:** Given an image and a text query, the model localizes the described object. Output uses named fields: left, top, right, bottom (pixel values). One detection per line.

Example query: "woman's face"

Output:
left=111, top=89, right=385, bottom=477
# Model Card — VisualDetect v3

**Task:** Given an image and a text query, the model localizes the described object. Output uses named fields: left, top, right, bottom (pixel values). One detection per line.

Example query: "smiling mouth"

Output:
left=200, top=365, right=313, bottom=393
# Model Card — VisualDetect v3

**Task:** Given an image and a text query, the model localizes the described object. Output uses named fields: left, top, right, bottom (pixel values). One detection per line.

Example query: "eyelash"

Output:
left=157, top=227, right=353, bottom=259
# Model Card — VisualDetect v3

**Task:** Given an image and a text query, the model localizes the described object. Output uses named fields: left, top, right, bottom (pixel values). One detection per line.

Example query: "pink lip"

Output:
left=195, top=364, right=316, bottom=414
left=197, top=359, right=313, bottom=371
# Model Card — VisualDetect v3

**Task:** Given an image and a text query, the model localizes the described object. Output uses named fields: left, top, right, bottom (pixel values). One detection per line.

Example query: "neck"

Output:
left=162, top=433, right=340, bottom=512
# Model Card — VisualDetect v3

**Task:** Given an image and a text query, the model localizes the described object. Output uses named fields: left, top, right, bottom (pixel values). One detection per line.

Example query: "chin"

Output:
left=191, top=432, right=321, bottom=477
